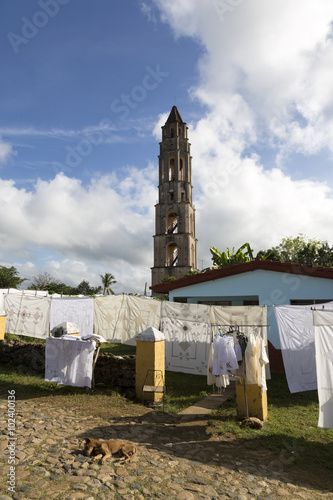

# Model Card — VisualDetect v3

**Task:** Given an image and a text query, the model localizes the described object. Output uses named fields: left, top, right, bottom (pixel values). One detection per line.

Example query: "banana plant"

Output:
left=210, top=243, right=254, bottom=267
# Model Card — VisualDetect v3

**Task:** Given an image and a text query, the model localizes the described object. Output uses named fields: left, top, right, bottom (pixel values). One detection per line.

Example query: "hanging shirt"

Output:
left=219, top=336, right=239, bottom=371
left=245, top=332, right=259, bottom=384
left=234, top=342, right=242, bottom=362
left=212, top=335, right=239, bottom=376
left=259, top=337, right=269, bottom=392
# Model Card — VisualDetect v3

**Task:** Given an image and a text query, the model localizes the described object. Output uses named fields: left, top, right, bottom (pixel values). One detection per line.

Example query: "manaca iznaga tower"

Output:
left=151, top=106, right=198, bottom=288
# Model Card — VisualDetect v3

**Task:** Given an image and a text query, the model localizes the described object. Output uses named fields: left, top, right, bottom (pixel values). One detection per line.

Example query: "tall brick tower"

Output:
left=151, top=106, right=198, bottom=288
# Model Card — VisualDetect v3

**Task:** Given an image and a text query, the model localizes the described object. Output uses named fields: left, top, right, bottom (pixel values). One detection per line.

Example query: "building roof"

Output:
left=166, top=105, right=184, bottom=124
left=150, top=259, right=333, bottom=294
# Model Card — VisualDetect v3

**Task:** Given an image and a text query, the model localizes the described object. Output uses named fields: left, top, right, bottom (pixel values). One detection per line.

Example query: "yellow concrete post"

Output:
left=0, top=316, right=6, bottom=341
left=235, top=377, right=268, bottom=421
left=135, top=327, right=165, bottom=404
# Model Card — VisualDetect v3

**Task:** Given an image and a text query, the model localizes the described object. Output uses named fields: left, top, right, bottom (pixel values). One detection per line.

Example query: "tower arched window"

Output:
left=179, top=158, right=184, bottom=181
left=169, top=158, right=175, bottom=181
left=161, top=159, right=164, bottom=182
left=167, top=243, right=178, bottom=267
left=166, top=211, right=178, bottom=234
left=170, top=127, right=174, bottom=138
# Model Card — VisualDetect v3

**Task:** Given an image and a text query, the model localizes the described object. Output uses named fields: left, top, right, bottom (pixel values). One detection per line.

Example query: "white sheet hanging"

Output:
left=274, top=303, right=333, bottom=393
left=45, top=337, right=96, bottom=388
left=210, top=305, right=267, bottom=330
left=0, top=289, right=8, bottom=314
left=93, top=295, right=126, bottom=342
left=93, top=295, right=162, bottom=344
left=122, top=295, right=162, bottom=345
left=50, top=297, right=94, bottom=337
left=4, top=294, right=50, bottom=339
left=312, top=310, right=333, bottom=429
left=161, top=302, right=211, bottom=375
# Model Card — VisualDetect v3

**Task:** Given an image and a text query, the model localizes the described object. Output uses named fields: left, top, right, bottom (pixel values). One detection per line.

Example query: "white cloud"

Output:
left=0, top=136, right=15, bottom=164
left=150, top=0, right=333, bottom=267
left=0, top=168, right=157, bottom=293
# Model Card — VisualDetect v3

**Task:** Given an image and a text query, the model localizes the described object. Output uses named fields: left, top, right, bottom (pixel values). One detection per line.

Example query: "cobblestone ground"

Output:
left=0, top=400, right=332, bottom=500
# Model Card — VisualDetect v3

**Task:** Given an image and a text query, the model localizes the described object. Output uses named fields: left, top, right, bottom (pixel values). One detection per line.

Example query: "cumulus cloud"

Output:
left=151, top=0, right=333, bottom=267
left=0, top=168, right=157, bottom=293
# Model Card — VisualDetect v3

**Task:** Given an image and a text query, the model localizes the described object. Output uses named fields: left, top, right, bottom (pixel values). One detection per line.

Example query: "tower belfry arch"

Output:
left=151, top=106, right=198, bottom=288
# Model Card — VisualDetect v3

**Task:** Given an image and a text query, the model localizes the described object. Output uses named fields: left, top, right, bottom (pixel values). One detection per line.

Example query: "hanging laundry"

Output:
left=245, top=332, right=259, bottom=385
left=259, top=336, right=270, bottom=392
left=45, top=337, right=96, bottom=388
left=4, top=293, right=50, bottom=339
left=161, top=301, right=211, bottom=375
left=274, top=303, right=333, bottom=393
left=50, top=297, right=94, bottom=338
left=312, top=309, right=333, bottom=429
left=244, top=332, right=268, bottom=391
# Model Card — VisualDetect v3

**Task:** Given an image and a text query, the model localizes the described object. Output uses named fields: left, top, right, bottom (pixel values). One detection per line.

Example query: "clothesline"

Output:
left=211, top=324, right=269, bottom=331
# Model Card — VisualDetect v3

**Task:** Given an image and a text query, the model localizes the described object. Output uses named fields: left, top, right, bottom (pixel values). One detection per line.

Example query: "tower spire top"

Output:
left=166, top=105, right=184, bottom=124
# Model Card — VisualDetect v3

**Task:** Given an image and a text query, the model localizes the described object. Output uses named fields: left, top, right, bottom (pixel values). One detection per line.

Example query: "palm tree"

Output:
left=100, top=272, right=117, bottom=295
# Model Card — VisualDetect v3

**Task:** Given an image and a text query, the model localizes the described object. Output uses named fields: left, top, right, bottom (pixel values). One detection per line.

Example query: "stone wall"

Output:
left=0, top=340, right=136, bottom=392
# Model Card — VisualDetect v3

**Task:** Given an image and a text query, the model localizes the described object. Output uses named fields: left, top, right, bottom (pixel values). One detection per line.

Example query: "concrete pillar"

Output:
left=135, top=327, right=165, bottom=404
left=236, top=377, right=268, bottom=421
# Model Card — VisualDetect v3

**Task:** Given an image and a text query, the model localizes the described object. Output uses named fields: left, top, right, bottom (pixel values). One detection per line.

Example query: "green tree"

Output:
left=28, top=272, right=80, bottom=295
left=77, top=280, right=102, bottom=296
left=161, top=275, right=177, bottom=282
left=184, top=269, right=200, bottom=277
left=256, top=248, right=282, bottom=261
left=0, top=266, right=26, bottom=288
left=257, top=234, right=333, bottom=266
left=210, top=243, right=254, bottom=267
left=100, top=272, right=117, bottom=295
left=29, top=272, right=59, bottom=291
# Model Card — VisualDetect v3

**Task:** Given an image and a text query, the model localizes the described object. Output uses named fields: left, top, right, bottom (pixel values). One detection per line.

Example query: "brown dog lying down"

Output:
left=84, top=438, right=137, bottom=463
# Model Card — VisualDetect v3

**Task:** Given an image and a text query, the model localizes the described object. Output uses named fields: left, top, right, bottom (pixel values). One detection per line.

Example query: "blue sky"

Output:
left=1, top=0, right=333, bottom=294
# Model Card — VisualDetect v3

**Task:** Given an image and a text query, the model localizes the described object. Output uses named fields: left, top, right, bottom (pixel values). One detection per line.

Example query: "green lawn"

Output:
left=207, top=372, right=333, bottom=472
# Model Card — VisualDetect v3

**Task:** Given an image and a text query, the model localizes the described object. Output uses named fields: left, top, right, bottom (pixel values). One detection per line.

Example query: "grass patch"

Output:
left=99, top=342, right=136, bottom=356
left=207, top=373, right=333, bottom=473
left=164, top=371, right=213, bottom=412
left=4, top=333, right=136, bottom=356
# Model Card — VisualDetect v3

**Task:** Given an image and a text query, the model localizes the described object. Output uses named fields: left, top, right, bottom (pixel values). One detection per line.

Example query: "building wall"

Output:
left=168, top=269, right=333, bottom=347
